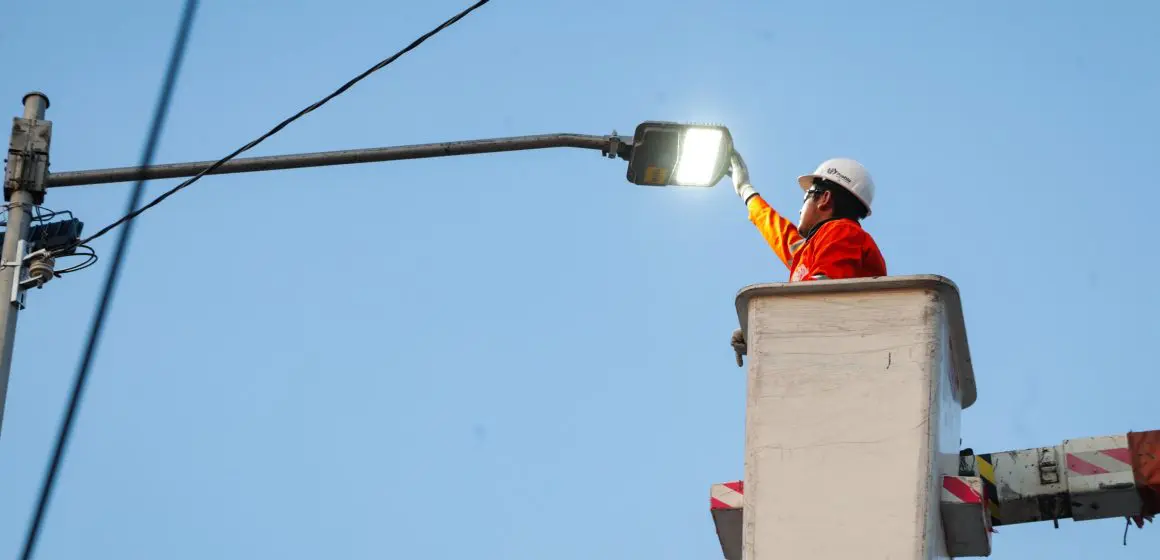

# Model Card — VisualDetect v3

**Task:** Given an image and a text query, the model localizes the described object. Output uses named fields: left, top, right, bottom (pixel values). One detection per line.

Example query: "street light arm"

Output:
left=45, top=133, right=633, bottom=188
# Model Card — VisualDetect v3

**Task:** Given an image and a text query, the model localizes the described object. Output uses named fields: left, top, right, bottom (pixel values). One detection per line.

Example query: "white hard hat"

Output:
left=796, top=158, right=875, bottom=216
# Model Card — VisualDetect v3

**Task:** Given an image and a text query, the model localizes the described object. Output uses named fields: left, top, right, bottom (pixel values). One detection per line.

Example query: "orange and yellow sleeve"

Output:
left=746, top=195, right=803, bottom=271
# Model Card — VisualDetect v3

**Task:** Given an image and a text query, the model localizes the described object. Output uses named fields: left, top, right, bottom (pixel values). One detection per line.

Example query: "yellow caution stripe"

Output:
left=976, top=453, right=1001, bottom=526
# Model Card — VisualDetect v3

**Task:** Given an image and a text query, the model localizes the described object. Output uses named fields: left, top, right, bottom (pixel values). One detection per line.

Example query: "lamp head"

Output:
left=625, top=121, right=732, bottom=188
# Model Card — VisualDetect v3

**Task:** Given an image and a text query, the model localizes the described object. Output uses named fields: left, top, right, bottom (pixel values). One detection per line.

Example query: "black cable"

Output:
left=36, top=208, right=75, bottom=223
left=52, top=245, right=99, bottom=276
left=19, top=1, right=199, bottom=558
left=2, top=207, right=75, bottom=227
left=68, top=0, right=492, bottom=252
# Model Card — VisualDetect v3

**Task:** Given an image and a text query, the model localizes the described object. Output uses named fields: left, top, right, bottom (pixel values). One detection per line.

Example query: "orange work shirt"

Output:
left=746, top=195, right=887, bottom=282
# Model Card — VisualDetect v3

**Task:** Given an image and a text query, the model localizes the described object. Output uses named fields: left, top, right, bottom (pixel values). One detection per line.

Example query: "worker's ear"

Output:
left=817, top=190, right=835, bottom=212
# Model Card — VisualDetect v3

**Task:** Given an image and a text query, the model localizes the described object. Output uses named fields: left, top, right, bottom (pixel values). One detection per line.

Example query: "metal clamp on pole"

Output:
left=0, top=241, right=52, bottom=309
left=602, top=131, right=630, bottom=161
left=3, top=239, right=28, bottom=308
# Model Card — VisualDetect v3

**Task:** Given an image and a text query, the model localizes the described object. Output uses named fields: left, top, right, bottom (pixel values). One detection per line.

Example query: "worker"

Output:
left=728, top=151, right=886, bottom=365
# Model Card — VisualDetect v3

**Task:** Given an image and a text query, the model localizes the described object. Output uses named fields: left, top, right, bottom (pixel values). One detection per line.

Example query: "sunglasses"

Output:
left=804, top=177, right=842, bottom=203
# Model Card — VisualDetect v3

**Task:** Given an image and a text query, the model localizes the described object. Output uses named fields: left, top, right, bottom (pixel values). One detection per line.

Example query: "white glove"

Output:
left=731, top=328, right=747, bottom=367
left=730, top=151, right=758, bottom=203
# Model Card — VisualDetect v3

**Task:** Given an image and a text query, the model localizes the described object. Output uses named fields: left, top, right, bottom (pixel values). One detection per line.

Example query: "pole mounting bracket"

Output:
left=4, top=116, right=52, bottom=204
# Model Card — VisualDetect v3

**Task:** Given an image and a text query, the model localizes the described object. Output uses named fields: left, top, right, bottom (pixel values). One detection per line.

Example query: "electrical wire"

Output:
left=65, top=0, right=492, bottom=253
left=0, top=206, right=73, bottom=228
left=22, top=2, right=493, bottom=555
left=52, top=245, right=99, bottom=276
left=18, top=1, right=199, bottom=558
left=32, top=207, right=75, bottom=224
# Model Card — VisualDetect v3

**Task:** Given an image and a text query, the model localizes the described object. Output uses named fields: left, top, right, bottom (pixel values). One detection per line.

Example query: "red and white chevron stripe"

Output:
left=942, top=476, right=984, bottom=505
left=1065, top=435, right=1133, bottom=476
left=1066, top=448, right=1132, bottom=476
left=710, top=481, right=743, bottom=510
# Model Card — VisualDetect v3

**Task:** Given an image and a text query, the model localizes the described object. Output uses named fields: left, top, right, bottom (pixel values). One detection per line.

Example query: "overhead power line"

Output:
left=68, top=0, right=492, bottom=251
left=19, top=1, right=200, bottom=558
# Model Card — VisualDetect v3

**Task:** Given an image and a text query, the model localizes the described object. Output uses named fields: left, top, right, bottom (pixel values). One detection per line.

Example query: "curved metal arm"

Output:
left=46, top=133, right=633, bottom=188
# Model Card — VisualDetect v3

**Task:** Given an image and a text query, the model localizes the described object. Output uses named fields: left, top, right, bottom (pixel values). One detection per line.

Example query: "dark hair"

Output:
left=813, top=178, right=869, bottom=221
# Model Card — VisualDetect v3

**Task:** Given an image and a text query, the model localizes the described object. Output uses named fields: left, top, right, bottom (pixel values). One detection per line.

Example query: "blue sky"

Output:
left=1, top=0, right=1158, bottom=558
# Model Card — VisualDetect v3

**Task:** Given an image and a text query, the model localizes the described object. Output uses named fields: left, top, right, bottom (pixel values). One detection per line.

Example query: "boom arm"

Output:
left=710, top=430, right=1159, bottom=559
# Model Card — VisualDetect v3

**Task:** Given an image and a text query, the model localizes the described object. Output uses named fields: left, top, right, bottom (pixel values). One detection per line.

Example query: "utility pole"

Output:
left=0, top=92, right=51, bottom=435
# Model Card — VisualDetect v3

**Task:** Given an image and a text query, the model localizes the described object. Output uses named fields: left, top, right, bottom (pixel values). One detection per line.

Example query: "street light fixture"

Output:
left=5, top=91, right=742, bottom=439
left=625, top=121, right=733, bottom=188
left=42, top=120, right=737, bottom=192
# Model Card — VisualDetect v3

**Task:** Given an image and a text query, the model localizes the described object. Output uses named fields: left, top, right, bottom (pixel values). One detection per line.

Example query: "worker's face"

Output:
left=798, top=186, right=831, bottom=232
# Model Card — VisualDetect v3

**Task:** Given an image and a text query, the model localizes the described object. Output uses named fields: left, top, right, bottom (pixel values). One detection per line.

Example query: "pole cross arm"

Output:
left=45, top=133, right=633, bottom=188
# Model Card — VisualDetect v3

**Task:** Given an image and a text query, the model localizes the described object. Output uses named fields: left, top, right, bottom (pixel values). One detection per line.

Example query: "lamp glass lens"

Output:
left=673, top=128, right=724, bottom=185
